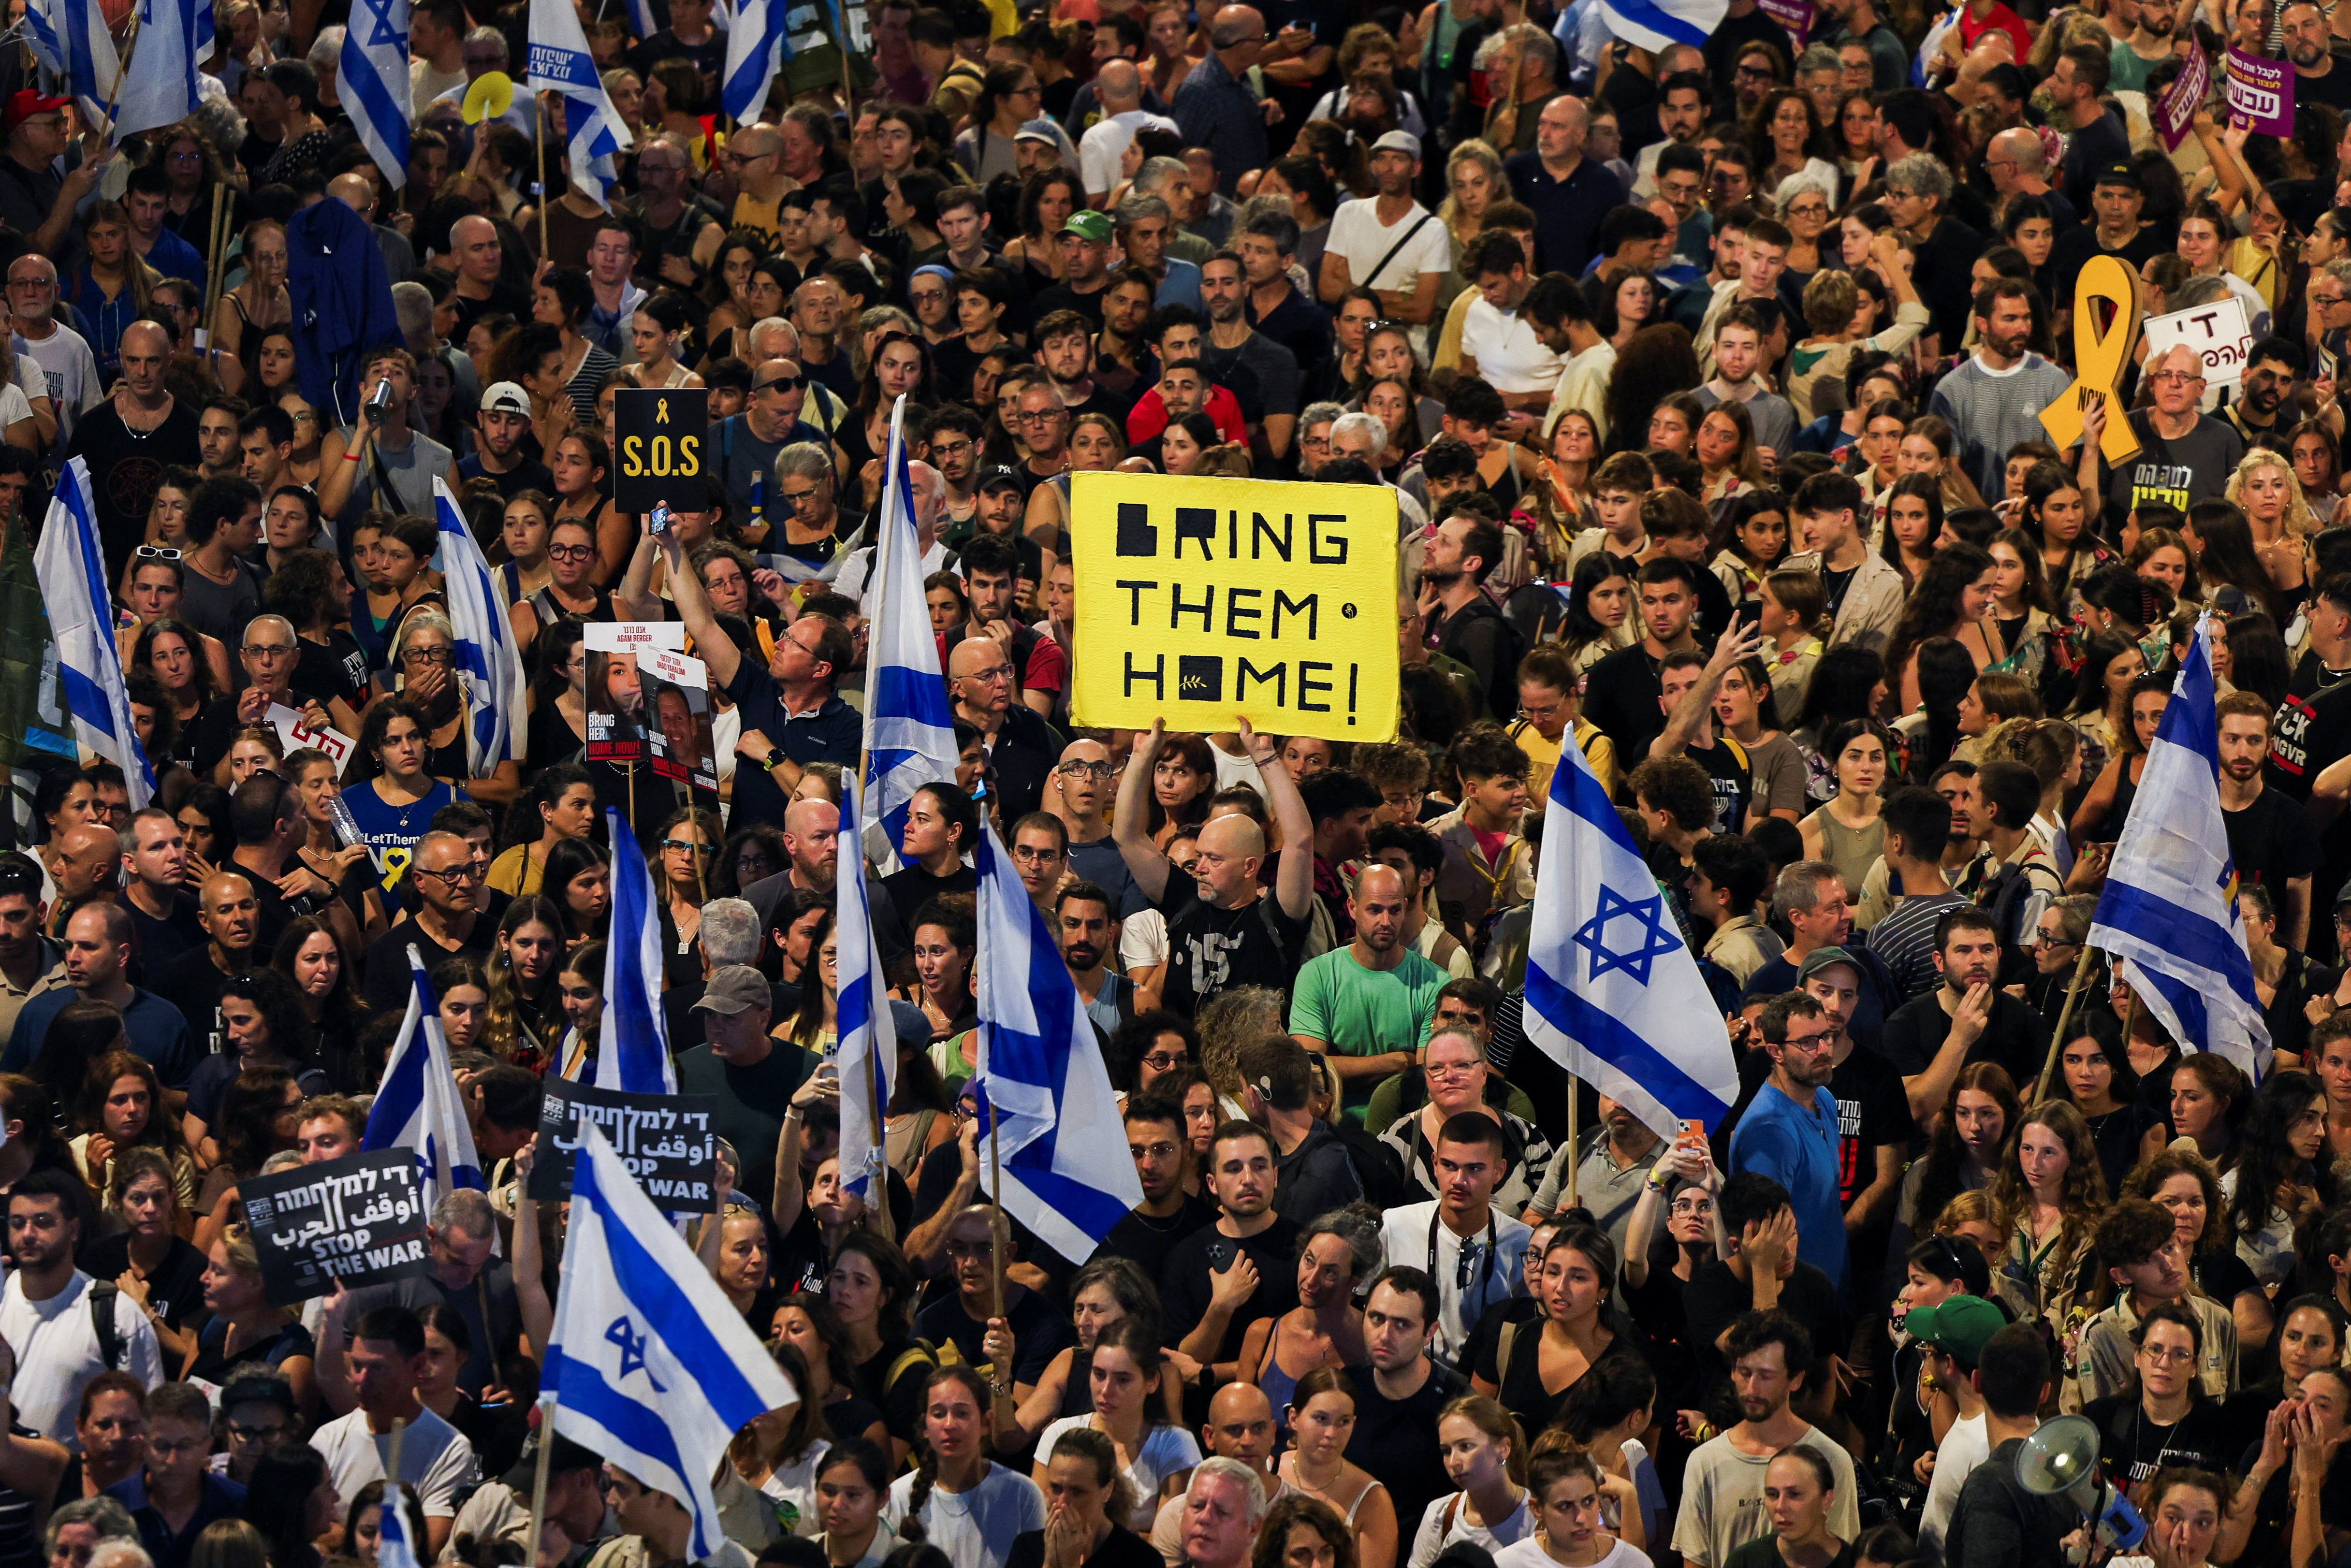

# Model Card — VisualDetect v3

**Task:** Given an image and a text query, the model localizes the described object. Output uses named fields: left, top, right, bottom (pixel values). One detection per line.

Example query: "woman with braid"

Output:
left=887, top=1365, right=1046, bottom=1568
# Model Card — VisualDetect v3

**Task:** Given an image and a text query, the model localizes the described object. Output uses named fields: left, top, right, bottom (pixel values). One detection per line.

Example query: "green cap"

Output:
left=1062, top=209, right=1114, bottom=242
left=1904, top=1294, right=2004, bottom=1369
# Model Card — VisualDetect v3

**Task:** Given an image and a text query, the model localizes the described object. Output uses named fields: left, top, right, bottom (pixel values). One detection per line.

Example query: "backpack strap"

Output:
left=89, top=1280, right=123, bottom=1372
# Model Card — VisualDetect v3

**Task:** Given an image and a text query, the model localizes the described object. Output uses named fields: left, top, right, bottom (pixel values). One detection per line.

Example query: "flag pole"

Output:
left=1564, top=1071, right=1578, bottom=1211
left=385, top=1416, right=408, bottom=1499
left=95, top=4, right=145, bottom=151
left=534, top=93, right=551, bottom=263
left=2032, top=940, right=2103, bottom=1103
left=984, top=1096, right=1006, bottom=1325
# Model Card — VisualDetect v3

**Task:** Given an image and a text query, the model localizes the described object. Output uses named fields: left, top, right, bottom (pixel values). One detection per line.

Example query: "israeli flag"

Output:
left=1522, top=728, right=1740, bottom=1144
left=526, top=0, right=633, bottom=208
left=972, top=815, right=1143, bottom=1263
left=1597, top=0, right=1727, bottom=55
left=34, top=457, right=155, bottom=810
left=860, top=396, right=959, bottom=874
left=375, top=1485, right=420, bottom=1568
left=594, top=809, right=676, bottom=1095
left=722, top=0, right=793, bottom=124
left=547, top=1122, right=796, bottom=1563
left=341, top=0, right=412, bottom=188
left=23, top=0, right=62, bottom=77
left=2089, top=615, right=2271, bottom=1080
left=835, top=773, right=896, bottom=1208
left=362, top=946, right=487, bottom=1212
left=37, top=0, right=208, bottom=137
left=432, top=479, right=526, bottom=777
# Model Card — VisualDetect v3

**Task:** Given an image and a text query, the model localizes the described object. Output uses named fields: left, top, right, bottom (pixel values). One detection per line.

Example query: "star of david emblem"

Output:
left=1572, top=884, right=1682, bottom=986
left=606, top=1316, right=667, bottom=1392
left=356, top=0, right=403, bottom=50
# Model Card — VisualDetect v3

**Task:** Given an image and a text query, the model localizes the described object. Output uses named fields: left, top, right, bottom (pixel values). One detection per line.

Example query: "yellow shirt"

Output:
left=487, top=842, right=549, bottom=896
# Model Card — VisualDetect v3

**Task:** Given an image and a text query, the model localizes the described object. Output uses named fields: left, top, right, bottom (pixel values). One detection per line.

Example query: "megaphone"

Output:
left=2016, top=1413, right=2146, bottom=1552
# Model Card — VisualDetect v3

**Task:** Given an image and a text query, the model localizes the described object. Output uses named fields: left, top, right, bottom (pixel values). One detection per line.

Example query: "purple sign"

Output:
left=1756, top=0, right=1812, bottom=46
left=2225, top=48, right=2294, bottom=137
left=2157, top=43, right=2207, bottom=150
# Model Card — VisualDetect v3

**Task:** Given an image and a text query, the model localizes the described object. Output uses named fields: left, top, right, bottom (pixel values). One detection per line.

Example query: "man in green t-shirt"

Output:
left=1287, top=864, right=1447, bottom=1115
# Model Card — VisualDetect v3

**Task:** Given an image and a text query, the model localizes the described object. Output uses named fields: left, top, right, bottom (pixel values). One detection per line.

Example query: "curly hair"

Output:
left=1603, top=325, right=1700, bottom=455
left=2224, top=446, right=2318, bottom=539
left=1988, top=1101, right=2111, bottom=1265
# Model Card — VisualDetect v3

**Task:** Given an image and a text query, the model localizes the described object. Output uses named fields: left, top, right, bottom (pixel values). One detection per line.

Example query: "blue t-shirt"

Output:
left=339, top=780, right=463, bottom=891
left=5, top=987, right=197, bottom=1089
left=1727, top=1080, right=1848, bottom=1290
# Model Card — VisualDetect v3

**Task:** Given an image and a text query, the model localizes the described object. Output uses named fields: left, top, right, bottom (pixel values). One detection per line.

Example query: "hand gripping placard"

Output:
left=2039, top=255, right=2145, bottom=467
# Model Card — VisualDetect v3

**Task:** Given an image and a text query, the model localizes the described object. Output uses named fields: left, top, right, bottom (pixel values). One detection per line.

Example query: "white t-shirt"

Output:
left=17, top=325, right=99, bottom=449
left=885, top=1462, right=1048, bottom=1568
left=0, top=1271, right=164, bottom=1445
left=1407, top=1491, right=1537, bottom=1568
left=759, top=1440, right=832, bottom=1537
left=1494, top=1538, right=1652, bottom=1568
left=1034, top=1417, right=1203, bottom=1531
left=1377, top=1201, right=1534, bottom=1362
left=1459, top=296, right=1563, bottom=394
left=1078, top=110, right=1180, bottom=196
left=1119, top=906, right=1169, bottom=974
left=309, top=1406, right=480, bottom=1519
left=1325, top=198, right=1452, bottom=294
left=1918, top=1409, right=1989, bottom=1557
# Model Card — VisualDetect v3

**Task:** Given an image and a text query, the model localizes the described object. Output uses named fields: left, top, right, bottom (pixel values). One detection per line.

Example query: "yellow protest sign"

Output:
left=1068, top=470, right=1399, bottom=742
left=2038, top=255, right=2144, bottom=466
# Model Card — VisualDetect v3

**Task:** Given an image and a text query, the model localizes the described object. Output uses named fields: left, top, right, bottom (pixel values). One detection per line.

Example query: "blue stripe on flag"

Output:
left=1600, top=0, right=1712, bottom=47
left=2097, top=881, right=2263, bottom=994
left=1524, top=957, right=1736, bottom=1120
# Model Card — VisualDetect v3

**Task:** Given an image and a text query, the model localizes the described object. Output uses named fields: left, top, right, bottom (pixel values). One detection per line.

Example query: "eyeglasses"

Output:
left=227, top=1422, right=286, bottom=1443
left=661, top=838, right=713, bottom=854
left=136, top=545, right=183, bottom=560
left=243, top=641, right=294, bottom=658
left=547, top=542, right=596, bottom=562
left=1669, top=1195, right=1715, bottom=1216
left=1140, top=1050, right=1186, bottom=1070
left=2139, top=1343, right=2196, bottom=1365
left=413, top=864, right=484, bottom=885
left=1426, top=1060, right=1481, bottom=1080
left=402, top=647, right=454, bottom=665
left=1017, top=408, right=1065, bottom=424
left=2149, top=371, right=2205, bottom=385
left=779, top=485, right=825, bottom=506
left=1055, top=760, right=1113, bottom=778
left=1011, top=844, right=1062, bottom=863
left=2033, top=930, right=2078, bottom=948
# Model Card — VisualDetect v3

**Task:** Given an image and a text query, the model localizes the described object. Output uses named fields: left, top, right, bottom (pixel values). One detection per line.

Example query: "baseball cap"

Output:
left=889, top=999, right=934, bottom=1052
left=1904, top=1294, right=2005, bottom=1369
left=691, top=965, right=772, bottom=1015
left=3, top=92, right=68, bottom=132
left=1797, top=944, right=1861, bottom=984
left=977, top=465, right=1025, bottom=493
left=1062, top=208, right=1114, bottom=243
left=1014, top=117, right=1062, bottom=145
left=481, top=381, right=531, bottom=415
left=2094, top=160, right=2141, bottom=190
left=1372, top=129, right=1422, bottom=159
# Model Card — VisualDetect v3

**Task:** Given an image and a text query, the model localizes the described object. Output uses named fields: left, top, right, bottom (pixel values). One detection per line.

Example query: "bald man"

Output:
left=45, top=824, right=122, bottom=922
left=1172, top=6, right=1272, bottom=193
left=726, top=123, right=792, bottom=246
left=1114, top=718, right=1314, bottom=1018
left=63, top=319, right=202, bottom=578
left=3, top=901, right=198, bottom=1087
left=1289, top=861, right=1447, bottom=1099
left=364, top=830, right=495, bottom=1016
left=1148, top=1384, right=1280, bottom=1559
left=711, top=357, right=811, bottom=525
left=447, top=213, right=527, bottom=339
left=834, top=459, right=946, bottom=605
left=331, top=170, right=417, bottom=280
left=948, top=635, right=1066, bottom=823
left=150, top=871, right=261, bottom=1060
left=1080, top=60, right=1178, bottom=204
left=1983, top=126, right=2078, bottom=228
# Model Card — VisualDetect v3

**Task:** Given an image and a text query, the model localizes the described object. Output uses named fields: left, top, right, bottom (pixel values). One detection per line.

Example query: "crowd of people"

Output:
left=18, top=0, right=2351, bottom=1567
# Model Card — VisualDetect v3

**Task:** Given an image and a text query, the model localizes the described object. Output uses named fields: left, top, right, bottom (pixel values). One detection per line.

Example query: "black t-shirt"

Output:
left=1031, top=281, right=1107, bottom=332
left=1686, top=737, right=1752, bottom=836
left=915, top=1284, right=1074, bottom=1388
left=1581, top=643, right=1667, bottom=765
left=295, top=630, right=370, bottom=710
left=1006, top=1525, right=1163, bottom=1568
left=185, top=687, right=334, bottom=780
left=1157, top=1215, right=1301, bottom=1362
left=1827, top=1045, right=1913, bottom=1207
left=2226, top=784, right=2319, bottom=896
left=1343, top=1358, right=1470, bottom=1531
left=1875, top=989, right=2047, bottom=1092
left=361, top=915, right=494, bottom=1016
left=150, top=947, right=236, bottom=1059
left=2085, top=1392, right=2238, bottom=1488
left=76, top=1232, right=207, bottom=1331
left=1161, top=891, right=1313, bottom=1018
left=126, top=890, right=205, bottom=976
left=675, top=1040, right=822, bottom=1208
left=1681, top=1257, right=1846, bottom=1393
left=1097, top=1193, right=1218, bottom=1281
left=448, top=281, right=532, bottom=347
left=64, top=400, right=204, bottom=582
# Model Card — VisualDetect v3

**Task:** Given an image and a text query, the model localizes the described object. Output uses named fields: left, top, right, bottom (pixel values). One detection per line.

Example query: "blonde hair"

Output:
left=1437, top=1394, right=1530, bottom=1485
left=2224, top=447, right=2318, bottom=538
left=1440, top=139, right=1507, bottom=240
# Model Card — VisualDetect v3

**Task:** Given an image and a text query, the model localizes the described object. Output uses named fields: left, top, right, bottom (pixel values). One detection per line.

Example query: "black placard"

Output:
left=612, top=388, right=708, bottom=512
left=239, top=1150, right=431, bottom=1304
left=527, top=1077, right=721, bottom=1216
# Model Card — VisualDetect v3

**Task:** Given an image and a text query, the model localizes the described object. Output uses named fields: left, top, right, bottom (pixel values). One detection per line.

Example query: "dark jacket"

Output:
left=1942, top=1435, right=2077, bottom=1568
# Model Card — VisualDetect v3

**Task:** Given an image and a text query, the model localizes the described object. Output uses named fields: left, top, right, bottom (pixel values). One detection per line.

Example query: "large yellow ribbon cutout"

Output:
left=2038, top=255, right=2144, bottom=467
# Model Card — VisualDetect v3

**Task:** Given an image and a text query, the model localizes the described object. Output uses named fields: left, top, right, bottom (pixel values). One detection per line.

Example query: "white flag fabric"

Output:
left=31, top=0, right=209, bottom=137
left=547, top=1123, right=795, bottom=1562
left=431, top=480, right=526, bottom=777
left=526, top=0, right=634, bottom=208
left=375, top=1485, right=421, bottom=1568
left=859, top=396, right=959, bottom=874
left=722, top=0, right=792, bottom=123
left=361, top=946, right=487, bottom=1213
left=972, top=816, right=1142, bottom=1262
left=1520, top=722, right=1741, bottom=1145
left=34, top=457, right=155, bottom=809
left=835, top=773, right=896, bottom=1207
left=341, top=0, right=412, bottom=188
left=594, top=809, right=676, bottom=1095
left=1597, top=0, right=1728, bottom=55
left=2089, top=616, right=2272, bottom=1080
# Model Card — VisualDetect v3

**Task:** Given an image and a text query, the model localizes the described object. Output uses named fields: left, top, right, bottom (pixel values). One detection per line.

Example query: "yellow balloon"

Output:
left=462, top=71, right=513, bottom=125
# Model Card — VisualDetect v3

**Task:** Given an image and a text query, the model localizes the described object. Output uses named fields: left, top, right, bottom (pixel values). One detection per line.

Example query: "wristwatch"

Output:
left=766, top=747, right=789, bottom=772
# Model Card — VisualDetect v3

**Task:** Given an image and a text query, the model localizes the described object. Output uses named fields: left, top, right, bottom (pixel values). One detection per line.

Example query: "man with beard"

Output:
left=1162, top=1122, right=1301, bottom=1378
left=1050, top=739, right=1146, bottom=916
left=1055, top=881, right=1133, bottom=1036
left=2283, top=0, right=2351, bottom=110
left=1092, top=269, right=1159, bottom=399
left=1099, top=1095, right=1218, bottom=1277
left=2106, top=0, right=2180, bottom=91
left=1288, top=865, right=1447, bottom=1092
left=0, top=1171, right=164, bottom=1444
left=2219, top=694, right=2317, bottom=945
left=2092, top=344, right=2245, bottom=521
left=1928, top=278, right=2075, bottom=505
left=456, top=384, right=552, bottom=500
left=1199, top=252, right=1300, bottom=469
left=1672, top=1310, right=1862, bottom=1567
left=1419, top=514, right=1521, bottom=721
left=1881, top=907, right=2047, bottom=1116
left=1729, top=991, right=1850, bottom=1288
left=2226, top=337, right=2307, bottom=446
left=1111, top=193, right=1200, bottom=310
left=1320, top=131, right=1450, bottom=325
left=1037, top=312, right=1131, bottom=425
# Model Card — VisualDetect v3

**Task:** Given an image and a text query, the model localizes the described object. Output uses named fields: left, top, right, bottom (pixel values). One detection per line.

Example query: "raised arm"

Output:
left=1113, top=720, right=1172, bottom=903
left=1651, top=623, right=1760, bottom=759
left=657, top=520, right=744, bottom=689
left=1247, top=716, right=1314, bottom=922
left=511, top=1140, right=555, bottom=1363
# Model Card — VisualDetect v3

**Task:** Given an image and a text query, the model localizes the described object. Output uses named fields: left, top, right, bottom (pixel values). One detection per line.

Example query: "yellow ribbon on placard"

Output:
left=2039, top=255, right=2144, bottom=466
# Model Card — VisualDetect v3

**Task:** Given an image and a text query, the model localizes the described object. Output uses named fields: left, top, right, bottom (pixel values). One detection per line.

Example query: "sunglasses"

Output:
left=136, top=545, right=183, bottom=561
left=757, top=376, right=805, bottom=392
